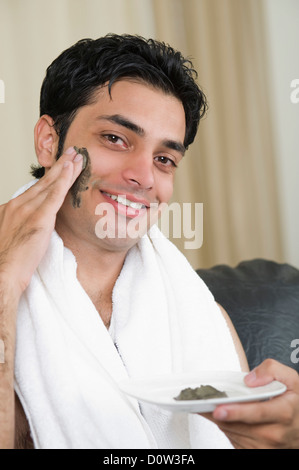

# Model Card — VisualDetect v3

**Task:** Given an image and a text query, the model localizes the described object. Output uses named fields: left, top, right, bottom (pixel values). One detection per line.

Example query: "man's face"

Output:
left=55, top=79, right=186, bottom=253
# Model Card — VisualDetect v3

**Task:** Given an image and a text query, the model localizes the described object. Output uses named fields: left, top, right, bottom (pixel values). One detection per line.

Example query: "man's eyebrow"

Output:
left=97, top=114, right=145, bottom=136
left=162, top=139, right=186, bottom=156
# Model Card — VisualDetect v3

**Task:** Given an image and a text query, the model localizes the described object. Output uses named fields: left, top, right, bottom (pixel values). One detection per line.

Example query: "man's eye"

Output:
left=155, top=156, right=177, bottom=167
left=100, top=133, right=128, bottom=149
left=104, top=134, right=123, bottom=145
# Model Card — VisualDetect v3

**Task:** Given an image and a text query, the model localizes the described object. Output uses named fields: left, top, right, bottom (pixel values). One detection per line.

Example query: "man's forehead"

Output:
left=90, top=79, right=184, bottom=113
left=81, top=80, right=186, bottom=145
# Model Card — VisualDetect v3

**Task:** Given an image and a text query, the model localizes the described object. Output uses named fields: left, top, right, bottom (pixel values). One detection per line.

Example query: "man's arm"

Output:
left=0, top=283, right=19, bottom=448
left=0, top=147, right=83, bottom=448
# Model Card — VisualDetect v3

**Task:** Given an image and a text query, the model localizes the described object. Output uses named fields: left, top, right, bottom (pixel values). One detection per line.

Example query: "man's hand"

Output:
left=204, top=359, right=299, bottom=449
left=0, top=147, right=83, bottom=297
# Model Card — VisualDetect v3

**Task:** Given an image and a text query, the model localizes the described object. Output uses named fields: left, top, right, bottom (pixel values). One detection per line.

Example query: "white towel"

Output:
left=14, top=182, right=241, bottom=449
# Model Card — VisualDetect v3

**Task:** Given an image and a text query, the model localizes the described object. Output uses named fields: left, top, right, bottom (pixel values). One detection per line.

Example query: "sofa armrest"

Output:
left=197, top=259, right=299, bottom=372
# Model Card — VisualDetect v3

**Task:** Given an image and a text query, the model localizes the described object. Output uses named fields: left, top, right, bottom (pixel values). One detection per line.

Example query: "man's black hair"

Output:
left=31, top=33, right=208, bottom=178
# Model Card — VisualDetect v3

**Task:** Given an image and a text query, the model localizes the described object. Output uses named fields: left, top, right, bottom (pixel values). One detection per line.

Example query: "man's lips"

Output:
left=101, top=191, right=149, bottom=209
left=100, top=190, right=152, bottom=218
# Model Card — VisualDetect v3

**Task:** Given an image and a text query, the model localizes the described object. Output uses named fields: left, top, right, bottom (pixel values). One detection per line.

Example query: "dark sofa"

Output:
left=197, top=259, right=299, bottom=373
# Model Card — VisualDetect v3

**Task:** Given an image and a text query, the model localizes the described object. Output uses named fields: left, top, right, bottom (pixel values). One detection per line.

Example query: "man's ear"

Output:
left=34, top=115, right=59, bottom=168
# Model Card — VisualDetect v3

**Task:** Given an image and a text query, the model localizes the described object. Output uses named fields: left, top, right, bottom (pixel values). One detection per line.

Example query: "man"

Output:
left=0, top=34, right=298, bottom=449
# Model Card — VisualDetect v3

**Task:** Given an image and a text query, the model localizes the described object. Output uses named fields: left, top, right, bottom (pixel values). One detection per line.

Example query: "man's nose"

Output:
left=122, top=153, right=155, bottom=190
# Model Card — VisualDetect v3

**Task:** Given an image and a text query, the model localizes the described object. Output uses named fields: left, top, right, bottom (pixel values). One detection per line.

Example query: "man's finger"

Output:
left=211, top=393, right=294, bottom=424
left=11, top=146, right=83, bottom=207
left=16, top=147, right=83, bottom=213
left=201, top=360, right=299, bottom=426
left=42, top=158, right=83, bottom=212
left=37, top=146, right=83, bottom=189
left=244, top=359, right=299, bottom=391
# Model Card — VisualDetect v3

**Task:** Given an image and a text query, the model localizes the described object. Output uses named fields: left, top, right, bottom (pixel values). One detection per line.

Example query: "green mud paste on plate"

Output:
left=174, top=385, right=227, bottom=401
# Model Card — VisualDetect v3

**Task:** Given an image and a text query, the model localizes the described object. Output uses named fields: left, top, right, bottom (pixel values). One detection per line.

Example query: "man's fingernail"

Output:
left=74, top=153, right=83, bottom=162
left=65, top=146, right=75, bottom=154
left=214, top=408, right=228, bottom=421
left=245, top=370, right=256, bottom=384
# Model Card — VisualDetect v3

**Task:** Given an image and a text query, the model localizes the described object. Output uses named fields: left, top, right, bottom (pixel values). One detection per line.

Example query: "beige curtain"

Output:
left=152, top=0, right=283, bottom=269
left=0, top=0, right=283, bottom=269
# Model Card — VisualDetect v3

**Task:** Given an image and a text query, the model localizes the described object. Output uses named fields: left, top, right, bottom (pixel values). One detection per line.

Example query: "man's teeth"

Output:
left=103, top=192, right=145, bottom=210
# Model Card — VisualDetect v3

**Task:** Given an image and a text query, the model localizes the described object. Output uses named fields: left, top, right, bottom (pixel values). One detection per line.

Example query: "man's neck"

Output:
left=76, top=246, right=126, bottom=328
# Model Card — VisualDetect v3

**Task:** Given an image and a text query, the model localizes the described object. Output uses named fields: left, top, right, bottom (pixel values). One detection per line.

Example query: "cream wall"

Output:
left=0, top=0, right=298, bottom=269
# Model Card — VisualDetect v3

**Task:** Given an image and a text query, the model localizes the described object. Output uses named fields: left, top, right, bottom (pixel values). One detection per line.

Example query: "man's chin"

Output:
left=94, top=232, right=146, bottom=253
left=94, top=219, right=148, bottom=250
left=95, top=209, right=153, bottom=239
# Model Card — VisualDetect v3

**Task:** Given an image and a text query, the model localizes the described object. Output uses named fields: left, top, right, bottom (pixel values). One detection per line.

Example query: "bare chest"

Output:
left=88, top=290, right=113, bottom=329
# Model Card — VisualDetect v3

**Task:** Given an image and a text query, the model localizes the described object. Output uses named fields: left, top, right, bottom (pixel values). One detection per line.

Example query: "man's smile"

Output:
left=100, top=190, right=152, bottom=218
left=101, top=191, right=148, bottom=209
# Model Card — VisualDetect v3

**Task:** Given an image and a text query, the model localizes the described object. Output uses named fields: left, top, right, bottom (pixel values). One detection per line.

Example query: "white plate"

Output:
left=119, top=371, right=287, bottom=413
